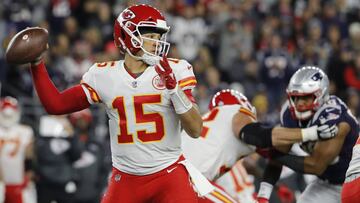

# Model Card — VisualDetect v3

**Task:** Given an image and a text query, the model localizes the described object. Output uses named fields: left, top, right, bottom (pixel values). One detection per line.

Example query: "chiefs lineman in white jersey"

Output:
left=342, top=136, right=360, bottom=202
left=0, top=97, right=34, bottom=203
left=182, top=89, right=257, bottom=203
left=28, top=4, right=207, bottom=203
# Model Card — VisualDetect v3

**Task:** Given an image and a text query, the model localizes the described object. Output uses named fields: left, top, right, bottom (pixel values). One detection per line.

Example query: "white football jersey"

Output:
left=346, top=136, right=360, bottom=177
left=182, top=104, right=256, bottom=180
left=81, top=59, right=197, bottom=175
left=0, top=124, right=33, bottom=184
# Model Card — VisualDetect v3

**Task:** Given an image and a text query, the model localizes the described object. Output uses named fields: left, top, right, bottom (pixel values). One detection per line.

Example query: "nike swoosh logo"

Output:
left=167, top=166, right=178, bottom=173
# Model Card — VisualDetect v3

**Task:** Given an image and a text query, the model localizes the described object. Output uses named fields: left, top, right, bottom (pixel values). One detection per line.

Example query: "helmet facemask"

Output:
left=119, top=21, right=170, bottom=66
left=287, top=92, right=319, bottom=120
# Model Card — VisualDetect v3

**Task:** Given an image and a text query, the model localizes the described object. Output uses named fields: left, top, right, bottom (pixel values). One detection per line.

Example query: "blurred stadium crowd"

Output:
left=0, top=0, right=360, bottom=202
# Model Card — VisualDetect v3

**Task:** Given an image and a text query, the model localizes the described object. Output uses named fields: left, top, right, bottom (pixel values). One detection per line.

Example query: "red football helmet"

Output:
left=209, top=89, right=254, bottom=111
left=113, top=4, right=170, bottom=65
left=0, top=96, right=20, bottom=128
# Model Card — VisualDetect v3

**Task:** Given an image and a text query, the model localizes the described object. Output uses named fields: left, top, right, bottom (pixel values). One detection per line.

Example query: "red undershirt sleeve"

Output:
left=30, top=62, right=90, bottom=115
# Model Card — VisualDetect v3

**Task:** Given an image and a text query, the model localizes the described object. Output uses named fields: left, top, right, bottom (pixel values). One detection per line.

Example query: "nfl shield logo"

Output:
left=132, top=81, right=138, bottom=88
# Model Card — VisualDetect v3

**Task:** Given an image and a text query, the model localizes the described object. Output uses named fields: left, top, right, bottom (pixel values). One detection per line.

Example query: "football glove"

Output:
left=301, top=124, right=338, bottom=142
left=155, top=55, right=176, bottom=90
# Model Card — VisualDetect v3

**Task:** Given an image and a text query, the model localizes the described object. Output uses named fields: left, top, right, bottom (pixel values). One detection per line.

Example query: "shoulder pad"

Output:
left=311, top=97, right=343, bottom=125
left=169, top=58, right=196, bottom=90
left=168, top=58, right=192, bottom=70
left=88, top=61, right=119, bottom=72
left=238, top=101, right=257, bottom=120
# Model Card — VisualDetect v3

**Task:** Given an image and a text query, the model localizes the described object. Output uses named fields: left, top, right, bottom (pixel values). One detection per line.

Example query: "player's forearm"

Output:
left=303, top=156, right=327, bottom=175
left=270, top=151, right=324, bottom=175
left=273, top=143, right=342, bottom=176
left=241, top=124, right=302, bottom=148
left=241, top=124, right=329, bottom=149
left=25, top=141, right=34, bottom=163
left=30, top=61, right=90, bottom=114
left=270, top=151, right=305, bottom=173
left=179, top=105, right=202, bottom=138
left=167, top=87, right=202, bottom=137
left=271, top=127, right=303, bottom=147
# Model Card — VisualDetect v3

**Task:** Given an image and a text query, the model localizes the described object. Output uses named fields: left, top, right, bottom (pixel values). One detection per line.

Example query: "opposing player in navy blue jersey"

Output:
left=242, top=66, right=359, bottom=203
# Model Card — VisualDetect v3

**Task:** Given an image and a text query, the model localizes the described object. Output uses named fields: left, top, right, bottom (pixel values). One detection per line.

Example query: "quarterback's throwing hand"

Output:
left=6, top=27, right=48, bottom=65
left=155, top=56, right=177, bottom=90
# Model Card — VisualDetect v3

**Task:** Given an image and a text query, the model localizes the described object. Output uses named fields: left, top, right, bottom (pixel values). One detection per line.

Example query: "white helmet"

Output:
left=0, top=96, right=21, bottom=128
left=287, top=66, right=329, bottom=120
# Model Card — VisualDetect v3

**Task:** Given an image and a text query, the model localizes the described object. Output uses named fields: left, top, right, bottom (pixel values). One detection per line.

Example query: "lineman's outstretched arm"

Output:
left=30, top=62, right=90, bottom=114
left=239, top=122, right=338, bottom=149
left=232, top=111, right=289, bottom=149
left=267, top=122, right=349, bottom=175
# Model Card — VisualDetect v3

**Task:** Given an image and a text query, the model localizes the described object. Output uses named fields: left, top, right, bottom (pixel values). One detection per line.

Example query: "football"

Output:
left=5, top=27, right=49, bottom=65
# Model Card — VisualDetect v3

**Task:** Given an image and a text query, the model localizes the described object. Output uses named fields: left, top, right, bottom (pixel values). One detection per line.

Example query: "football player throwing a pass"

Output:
left=29, top=4, right=207, bottom=203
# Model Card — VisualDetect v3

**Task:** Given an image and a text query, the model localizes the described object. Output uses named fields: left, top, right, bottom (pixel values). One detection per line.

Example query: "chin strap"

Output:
left=126, top=47, right=161, bottom=66
left=141, top=53, right=161, bottom=66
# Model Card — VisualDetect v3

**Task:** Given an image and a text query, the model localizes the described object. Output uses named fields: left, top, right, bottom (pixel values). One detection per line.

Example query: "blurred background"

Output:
left=0, top=0, right=359, bottom=202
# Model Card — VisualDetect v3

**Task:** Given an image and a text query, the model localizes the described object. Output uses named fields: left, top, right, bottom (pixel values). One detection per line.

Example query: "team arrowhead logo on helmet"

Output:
left=121, top=9, right=135, bottom=21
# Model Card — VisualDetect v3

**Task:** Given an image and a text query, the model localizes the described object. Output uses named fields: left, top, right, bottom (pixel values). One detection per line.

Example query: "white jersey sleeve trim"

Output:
left=81, top=83, right=96, bottom=104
